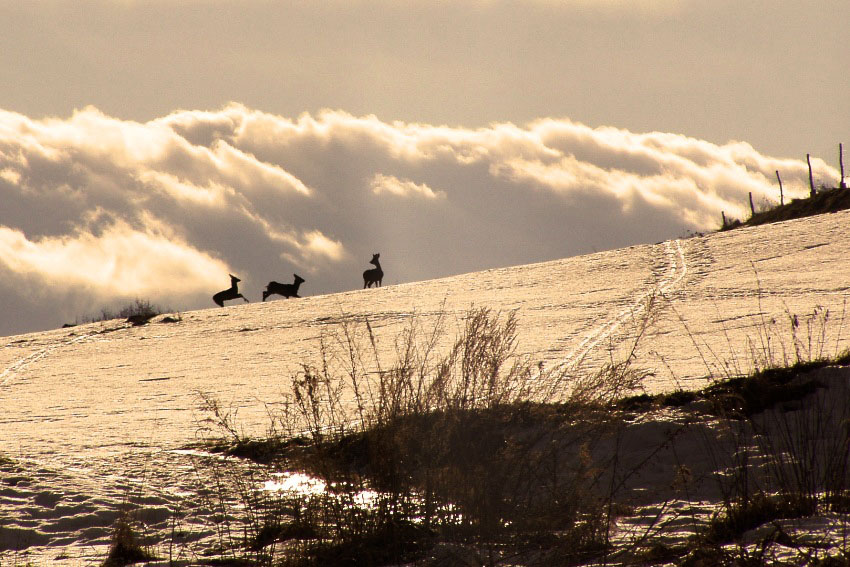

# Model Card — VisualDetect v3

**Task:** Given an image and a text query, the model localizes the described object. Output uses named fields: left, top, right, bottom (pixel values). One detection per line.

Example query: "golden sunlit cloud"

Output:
left=370, top=173, right=446, bottom=200
left=0, top=104, right=840, bottom=335
left=302, top=231, right=346, bottom=262
left=0, top=221, right=227, bottom=298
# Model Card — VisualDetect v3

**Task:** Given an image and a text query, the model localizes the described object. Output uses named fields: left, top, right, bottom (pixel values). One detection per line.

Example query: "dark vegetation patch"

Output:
left=204, top=436, right=302, bottom=465
left=248, top=516, right=319, bottom=551
left=720, top=186, right=850, bottom=232
left=298, top=520, right=435, bottom=567
left=700, top=493, right=814, bottom=545
left=617, top=352, right=850, bottom=418
left=636, top=542, right=690, bottom=565
left=659, top=389, right=699, bottom=407
left=76, top=298, right=168, bottom=326
left=618, top=389, right=698, bottom=412
left=281, top=403, right=580, bottom=481
left=702, top=365, right=825, bottom=417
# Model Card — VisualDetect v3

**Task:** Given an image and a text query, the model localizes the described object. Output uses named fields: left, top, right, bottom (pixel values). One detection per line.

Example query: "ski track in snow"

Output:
left=551, top=238, right=688, bottom=372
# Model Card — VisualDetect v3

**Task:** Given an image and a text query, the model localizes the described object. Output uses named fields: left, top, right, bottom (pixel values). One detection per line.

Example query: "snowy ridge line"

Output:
left=0, top=332, right=99, bottom=387
left=548, top=239, right=688, bottom=374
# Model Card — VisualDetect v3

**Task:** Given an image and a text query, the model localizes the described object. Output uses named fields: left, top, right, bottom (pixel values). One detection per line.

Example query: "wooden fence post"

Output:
left=749, top=192, right=755, bottom=216
left=776, top=170, right=784, bottom=205
left=721, top=211, right=727, bottom=228
left=807, top=153, right=816, bottom=197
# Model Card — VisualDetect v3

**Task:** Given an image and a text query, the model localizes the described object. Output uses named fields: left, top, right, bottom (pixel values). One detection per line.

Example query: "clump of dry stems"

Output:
left=193, top=306, right=652, bottom=565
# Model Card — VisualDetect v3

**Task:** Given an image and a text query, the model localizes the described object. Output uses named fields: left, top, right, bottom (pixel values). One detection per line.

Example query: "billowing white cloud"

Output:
left=0, top=104, right=840, bottom=336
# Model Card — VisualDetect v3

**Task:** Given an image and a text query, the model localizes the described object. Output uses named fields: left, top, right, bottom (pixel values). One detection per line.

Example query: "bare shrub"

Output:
left=79, top=298, right=166, bottom=325
left=189, top=307, right=652, bottom=564
left=279, top=306, right=650, bottom=441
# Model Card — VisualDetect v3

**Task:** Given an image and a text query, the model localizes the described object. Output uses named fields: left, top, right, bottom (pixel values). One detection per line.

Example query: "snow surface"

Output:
left=3, top=210, right=850, bottom=564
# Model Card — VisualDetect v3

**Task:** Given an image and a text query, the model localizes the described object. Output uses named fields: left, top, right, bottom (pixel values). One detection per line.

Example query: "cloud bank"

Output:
left=0, top=104, right=839, bottom=335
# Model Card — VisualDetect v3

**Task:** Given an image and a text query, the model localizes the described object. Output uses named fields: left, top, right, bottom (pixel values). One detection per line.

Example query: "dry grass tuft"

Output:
left=102, top=514, right=158, bottom=567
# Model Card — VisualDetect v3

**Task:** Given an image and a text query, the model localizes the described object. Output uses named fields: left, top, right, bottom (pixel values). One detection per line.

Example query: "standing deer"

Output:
left=263, top=274, right=305, bottom=301
left=213, top=274, right=249, bottom=307
left=362, top=253, right=384, bottom=288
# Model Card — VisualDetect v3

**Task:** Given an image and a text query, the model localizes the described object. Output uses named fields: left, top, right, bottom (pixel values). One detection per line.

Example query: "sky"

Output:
left=0, top=0, right=847, bottom=336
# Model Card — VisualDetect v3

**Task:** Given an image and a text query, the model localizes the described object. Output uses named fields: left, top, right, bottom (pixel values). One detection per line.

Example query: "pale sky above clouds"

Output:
left=2, top=0, right=848, bottom=157
left=0, top=1, right=847, bottom=335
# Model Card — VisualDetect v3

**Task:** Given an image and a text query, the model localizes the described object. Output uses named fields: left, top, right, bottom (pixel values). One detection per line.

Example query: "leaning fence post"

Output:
left=807, top=153, right=816, bottom=197
left=749, top=192, right=755, bottom=216
left=721, top=211, right=727, bottom=228
left=776, top=170, right=784, bottom=205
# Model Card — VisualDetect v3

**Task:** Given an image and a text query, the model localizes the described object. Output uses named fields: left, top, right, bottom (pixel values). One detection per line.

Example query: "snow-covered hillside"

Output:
left=3, top=210, right=850, bottom=564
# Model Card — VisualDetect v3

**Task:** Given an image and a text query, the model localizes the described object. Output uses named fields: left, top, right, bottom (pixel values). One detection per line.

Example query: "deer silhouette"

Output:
left=213, top=274, right=249, bottom=307
left=362, top=253, right=384, bottom=288
left=263, top=274, right=305, bottom=301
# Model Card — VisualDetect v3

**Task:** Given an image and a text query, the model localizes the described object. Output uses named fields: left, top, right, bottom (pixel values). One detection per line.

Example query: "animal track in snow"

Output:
left=0, top=328, right=115, bottom=387
left=550, top=239, right=688, bottom=373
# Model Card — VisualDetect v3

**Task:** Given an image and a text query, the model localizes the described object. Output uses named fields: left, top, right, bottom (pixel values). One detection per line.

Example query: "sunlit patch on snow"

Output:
left=262, top=471, right=326, bottom=495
